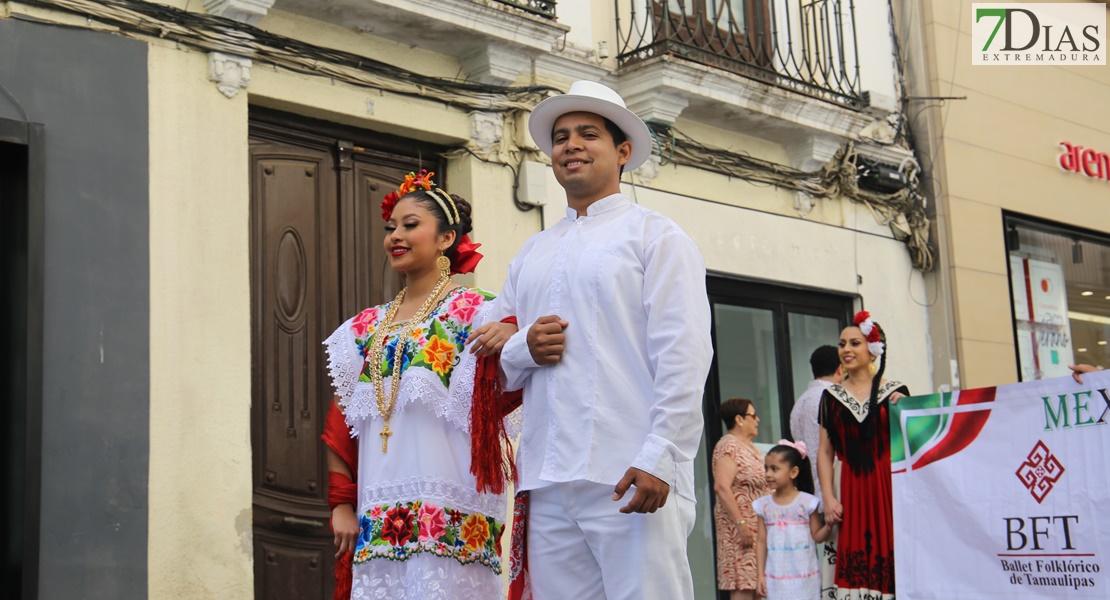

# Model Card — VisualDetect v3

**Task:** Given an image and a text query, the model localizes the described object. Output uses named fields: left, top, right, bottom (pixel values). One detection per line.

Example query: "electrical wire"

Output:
left=648, top=122, right=935, bottom=272
left=21, top=0, right=561, bottom=113
left=453, top=147, right=536, bottom=213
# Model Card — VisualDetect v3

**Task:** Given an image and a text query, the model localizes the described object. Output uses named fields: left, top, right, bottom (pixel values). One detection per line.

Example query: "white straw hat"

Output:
left=528, top=81, right=653, bottom=171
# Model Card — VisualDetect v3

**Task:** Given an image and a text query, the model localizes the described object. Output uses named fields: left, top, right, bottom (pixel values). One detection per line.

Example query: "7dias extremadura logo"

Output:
left=972, top=3, right=1105, bottom=65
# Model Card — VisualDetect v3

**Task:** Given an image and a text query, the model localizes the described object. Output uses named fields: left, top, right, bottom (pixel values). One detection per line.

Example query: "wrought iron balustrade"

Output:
left=493, top=0, right=557, bottom=19
left=615, top=0, right=863, bottom=109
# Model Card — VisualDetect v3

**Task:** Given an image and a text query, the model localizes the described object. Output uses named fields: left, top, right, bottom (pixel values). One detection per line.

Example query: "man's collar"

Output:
left=565, top=193, right=630, bottom=219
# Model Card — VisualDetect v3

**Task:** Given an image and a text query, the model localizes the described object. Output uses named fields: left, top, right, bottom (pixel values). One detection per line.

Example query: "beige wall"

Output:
left=919, top=0, right=1110, bottom=388
left=148, top=43, right=254, bottom=597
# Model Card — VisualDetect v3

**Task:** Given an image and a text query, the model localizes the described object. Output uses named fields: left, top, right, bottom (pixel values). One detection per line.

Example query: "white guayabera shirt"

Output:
left=498, top=194, right=713, bottom=500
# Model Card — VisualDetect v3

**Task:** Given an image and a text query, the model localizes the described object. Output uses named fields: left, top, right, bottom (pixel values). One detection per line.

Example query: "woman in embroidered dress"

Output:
left=713, top=398, right=769, bottom=600
left=817, top=312, right=908, bottom=600
left=324, top=171, right=519, bottom=600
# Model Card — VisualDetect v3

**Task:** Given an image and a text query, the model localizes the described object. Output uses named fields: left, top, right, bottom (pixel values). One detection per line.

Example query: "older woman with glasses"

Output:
left=713, top=398, right=769, bottom=600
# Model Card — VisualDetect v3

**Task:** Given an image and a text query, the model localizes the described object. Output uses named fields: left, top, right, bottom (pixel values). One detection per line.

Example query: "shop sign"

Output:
left=973, top=3, right=1105, bottom=65
left=1058, top=142, right=1110, bottom=182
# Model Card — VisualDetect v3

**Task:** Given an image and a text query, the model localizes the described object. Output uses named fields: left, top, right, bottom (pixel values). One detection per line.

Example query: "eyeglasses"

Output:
left=743, top=412, right=758, bottom=419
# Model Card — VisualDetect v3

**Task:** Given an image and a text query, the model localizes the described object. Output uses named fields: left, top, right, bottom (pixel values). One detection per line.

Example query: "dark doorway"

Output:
left=249, top=110, right=444, bottom=598
left=0, top=119, right=45, bottom=600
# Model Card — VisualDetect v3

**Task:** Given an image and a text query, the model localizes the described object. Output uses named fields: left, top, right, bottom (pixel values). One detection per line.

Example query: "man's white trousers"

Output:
left=526, top=480, right=696, bottom=600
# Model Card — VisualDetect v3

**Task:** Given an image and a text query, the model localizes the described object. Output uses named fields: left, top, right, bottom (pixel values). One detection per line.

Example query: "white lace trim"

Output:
left=323, top=314, right=365, bottom=434
left=351, top=553, right=503, bottom=600
left=360, top=475, right=508, bottom=518
left=324, top=300, right=521, bottom=438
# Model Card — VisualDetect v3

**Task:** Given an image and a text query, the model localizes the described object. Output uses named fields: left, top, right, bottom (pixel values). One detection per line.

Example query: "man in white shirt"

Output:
left=789, top=345, right=841, bottom=502
left=789, top=344, right=842, bottom=600
left=497, top=81, right=713, bottom=600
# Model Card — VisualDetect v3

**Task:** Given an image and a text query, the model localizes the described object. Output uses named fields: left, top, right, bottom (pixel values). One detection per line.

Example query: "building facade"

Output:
left=3, top=0, right=936, bottom=597
left=903, top=0, right=1110, bottom=391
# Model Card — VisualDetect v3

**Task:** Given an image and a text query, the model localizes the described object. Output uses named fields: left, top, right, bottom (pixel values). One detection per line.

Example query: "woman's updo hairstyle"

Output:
left=403, top=189, right=473, bottom=258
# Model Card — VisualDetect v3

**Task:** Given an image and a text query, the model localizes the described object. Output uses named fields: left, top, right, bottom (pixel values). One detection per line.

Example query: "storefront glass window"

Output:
left=1006, top=216, right=1110, bottom=380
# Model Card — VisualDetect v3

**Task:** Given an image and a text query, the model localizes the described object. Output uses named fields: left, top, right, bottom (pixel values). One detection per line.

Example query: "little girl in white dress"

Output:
left=754, top=440, right=833, bottom=599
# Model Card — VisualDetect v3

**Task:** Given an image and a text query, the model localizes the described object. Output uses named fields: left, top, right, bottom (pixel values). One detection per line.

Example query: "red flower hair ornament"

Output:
left=853, top=310, right=884, bottom=358
left=451, top=235, right=483, bottom=275
left=379, top=169, right=484, bottom=274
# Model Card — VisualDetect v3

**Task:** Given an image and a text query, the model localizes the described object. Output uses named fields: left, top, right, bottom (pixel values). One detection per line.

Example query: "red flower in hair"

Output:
left=381, top=191, right=400, bottom=221
left=450, top=234, right=484, bottom=275
left=853, top=310, right=881, bottom=342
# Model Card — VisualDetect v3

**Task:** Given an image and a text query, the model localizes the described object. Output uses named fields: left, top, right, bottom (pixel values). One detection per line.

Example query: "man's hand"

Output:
left=332, top=503, right=360, bottom=559
left=468, top=321, right=518, bottom=356
left=527, top=315, right=568, bottom=365
left=612, top=467, right=670, bottom=514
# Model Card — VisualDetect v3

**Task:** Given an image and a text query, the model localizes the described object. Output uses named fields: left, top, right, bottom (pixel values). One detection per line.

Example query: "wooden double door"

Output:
left=249, top=111, right=443, bottom=598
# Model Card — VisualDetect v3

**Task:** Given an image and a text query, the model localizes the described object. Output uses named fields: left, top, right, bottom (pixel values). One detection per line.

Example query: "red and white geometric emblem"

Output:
left=1015, top=440, right=1065, bottom=504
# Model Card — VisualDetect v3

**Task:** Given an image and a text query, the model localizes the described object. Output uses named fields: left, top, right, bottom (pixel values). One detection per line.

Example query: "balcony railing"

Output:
left=615, top=0, right=864, bottom=109
left=494, top=0, right=557, bottom=19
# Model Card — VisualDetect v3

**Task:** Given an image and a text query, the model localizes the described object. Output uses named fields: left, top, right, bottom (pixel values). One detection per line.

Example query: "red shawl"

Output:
left=322, top=403, right=358, bottom=600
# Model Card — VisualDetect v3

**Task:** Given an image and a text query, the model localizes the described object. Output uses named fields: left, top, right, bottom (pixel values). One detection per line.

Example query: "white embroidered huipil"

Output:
left=324, top=288, right=521, bottom=599
left=499, top=194, right=713, bottom=499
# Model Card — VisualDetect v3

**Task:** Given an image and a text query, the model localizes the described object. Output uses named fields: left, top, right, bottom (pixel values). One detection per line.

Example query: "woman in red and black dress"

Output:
left=817, top=311, right=908, bottom=600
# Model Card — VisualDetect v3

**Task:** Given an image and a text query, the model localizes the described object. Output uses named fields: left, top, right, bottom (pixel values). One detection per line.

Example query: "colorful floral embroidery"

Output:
left=350, top=307, right=380, bottom=339
left=354, top=499, right=505, bottom=574
left=353, top=287, right=495, bottom=387
left=417, top=503, right=447, bottom=542
left=421, top=335, right=456, bottom=376
left=460, top=512, right=491, bottom=552
left=381, top=505, right=415, bottom=547
left=447, top=289, right=486, bottom=323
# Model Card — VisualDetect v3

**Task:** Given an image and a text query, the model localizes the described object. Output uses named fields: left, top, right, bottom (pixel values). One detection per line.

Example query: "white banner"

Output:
left=891, top=371, right=1110, bottom=598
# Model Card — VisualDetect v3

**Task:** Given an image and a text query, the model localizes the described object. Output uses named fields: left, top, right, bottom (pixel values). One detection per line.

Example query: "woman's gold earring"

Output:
left=869, top=360, right=879, bottom=375
left=436, top=255, right=451, bottom=278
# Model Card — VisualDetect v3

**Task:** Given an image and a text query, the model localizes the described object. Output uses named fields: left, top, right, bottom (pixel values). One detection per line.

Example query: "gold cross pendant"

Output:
left=379, top=424, right=392, bottom=453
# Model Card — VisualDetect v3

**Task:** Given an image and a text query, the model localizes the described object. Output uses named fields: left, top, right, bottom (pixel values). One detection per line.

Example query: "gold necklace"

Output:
left=366, top=275, right=452, bottom=452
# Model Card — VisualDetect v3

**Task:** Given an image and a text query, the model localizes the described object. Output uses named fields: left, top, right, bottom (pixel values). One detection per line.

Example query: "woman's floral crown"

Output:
left=853, top=310, right=885, bottom=358
left=382, top=169, right=436, bottom=221
left=379, top=169, right=483, bottom=275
